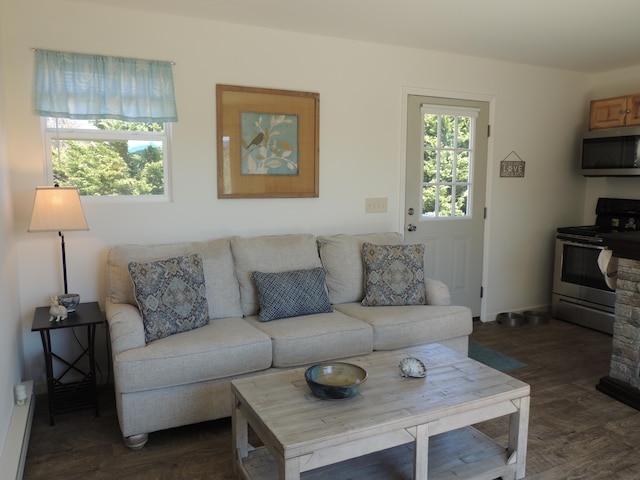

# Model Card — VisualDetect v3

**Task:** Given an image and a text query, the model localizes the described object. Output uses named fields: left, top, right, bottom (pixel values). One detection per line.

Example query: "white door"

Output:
left=404, top=95, right=489, bottom=316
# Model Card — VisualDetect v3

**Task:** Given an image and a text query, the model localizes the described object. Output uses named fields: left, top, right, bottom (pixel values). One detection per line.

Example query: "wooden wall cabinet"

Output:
left=589, top=94, right=640, bottom=130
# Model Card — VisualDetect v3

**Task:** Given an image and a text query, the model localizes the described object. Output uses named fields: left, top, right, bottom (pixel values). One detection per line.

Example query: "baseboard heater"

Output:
left=0, top=381, right=35, bottom=480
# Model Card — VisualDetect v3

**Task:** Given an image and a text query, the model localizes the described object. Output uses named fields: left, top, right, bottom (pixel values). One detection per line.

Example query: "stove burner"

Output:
left=557, top=197, right=640, bottom=242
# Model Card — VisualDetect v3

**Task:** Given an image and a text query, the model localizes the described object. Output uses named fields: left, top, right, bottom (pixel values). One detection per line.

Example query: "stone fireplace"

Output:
left=597, top=234, right=640, bottom=409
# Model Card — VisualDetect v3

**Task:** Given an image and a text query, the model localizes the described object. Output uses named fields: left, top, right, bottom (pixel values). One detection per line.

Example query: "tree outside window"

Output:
left=46, top=118, right=169, bottom=197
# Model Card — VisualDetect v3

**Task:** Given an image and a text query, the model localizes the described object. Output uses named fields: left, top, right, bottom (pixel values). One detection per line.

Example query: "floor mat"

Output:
left=468, top=341, right=527, bottom=372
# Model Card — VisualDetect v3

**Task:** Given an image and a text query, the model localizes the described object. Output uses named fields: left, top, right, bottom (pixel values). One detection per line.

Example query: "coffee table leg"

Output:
left=232, top=398, right=249, bottom=474
left=508, top=395, right=530, bottom=480
left=280, top=457, right=301, bottom=480
left=414, top=424, right=429, bottom=480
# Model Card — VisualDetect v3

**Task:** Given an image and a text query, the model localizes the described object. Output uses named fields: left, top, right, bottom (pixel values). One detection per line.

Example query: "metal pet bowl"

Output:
left=304, top=362, right=368, bottom=400
left=496, top=312, right=525, bottom=327
left=524, top=310, right=549, bottom=325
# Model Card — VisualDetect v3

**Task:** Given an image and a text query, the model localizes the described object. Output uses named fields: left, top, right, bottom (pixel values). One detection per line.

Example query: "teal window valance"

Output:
left=34, top=49, right=178, bottom=122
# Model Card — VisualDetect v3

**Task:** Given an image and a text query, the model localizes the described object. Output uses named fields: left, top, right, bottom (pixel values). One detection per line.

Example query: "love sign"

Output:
left=499, top=151, right=526, bottom=178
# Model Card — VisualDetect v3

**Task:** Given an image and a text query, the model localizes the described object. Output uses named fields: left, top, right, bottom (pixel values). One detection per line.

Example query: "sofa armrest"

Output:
left=105, top=299, right=146, bottom=355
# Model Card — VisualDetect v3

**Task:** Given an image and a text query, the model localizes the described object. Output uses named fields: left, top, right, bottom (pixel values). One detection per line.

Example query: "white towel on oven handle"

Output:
left=597, top=248, right=618, bottom=290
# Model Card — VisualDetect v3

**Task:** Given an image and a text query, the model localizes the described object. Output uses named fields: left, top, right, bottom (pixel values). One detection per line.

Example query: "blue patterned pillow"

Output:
left=361, top=243, right=427, bottom=306
left=128, top=254, right=209, bottom=343
left=252, top=268, right=333, bottom=322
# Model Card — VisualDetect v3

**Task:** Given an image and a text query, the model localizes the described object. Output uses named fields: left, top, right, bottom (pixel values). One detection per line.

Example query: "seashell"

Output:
left=399, top=356, right=426, bottom=378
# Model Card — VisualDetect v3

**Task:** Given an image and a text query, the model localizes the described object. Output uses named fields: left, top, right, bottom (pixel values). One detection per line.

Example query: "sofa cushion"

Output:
left=245, top=311, right=373, bottom=367
left=230, top=234, right=322, bottom=316
left=107, top=238, right=242, bottom=320
left=317, top=232, right=403, bottom=304
left=128, top=254, right=210, bottom=343
left=362, top=243, right=427, bottom=306
left=426, top=278, right=452, bottom=306
left=113, top=318, right=273, bottom=393
left=333, top=302, right=472, bottom=351
left=253, top=267, right=333, bottom=322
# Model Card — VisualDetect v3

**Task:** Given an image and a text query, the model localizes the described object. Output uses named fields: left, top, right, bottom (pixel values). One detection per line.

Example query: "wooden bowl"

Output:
left=304, top=362, right=367, bottom=400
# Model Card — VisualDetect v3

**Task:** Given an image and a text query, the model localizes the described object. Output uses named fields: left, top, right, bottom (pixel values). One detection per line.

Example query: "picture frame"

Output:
left=216, top=84, right=320, bottom=198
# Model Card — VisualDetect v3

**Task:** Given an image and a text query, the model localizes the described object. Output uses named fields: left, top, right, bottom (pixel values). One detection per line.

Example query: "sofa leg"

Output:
left=124, top=433, right=148, bottom=450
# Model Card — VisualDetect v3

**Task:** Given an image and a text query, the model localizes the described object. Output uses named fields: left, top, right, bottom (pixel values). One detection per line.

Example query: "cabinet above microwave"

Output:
left=581, top=127, right=640, bottom=176
left=590, top=94, right=640, bottom=130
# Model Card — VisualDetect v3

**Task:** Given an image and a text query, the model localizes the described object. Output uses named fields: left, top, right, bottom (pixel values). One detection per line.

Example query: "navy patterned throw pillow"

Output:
left=128, top=253, right=209, bottom=343
left=252, top=267, right=333, bottom=322
left=361, top=243, right=427, bottom=306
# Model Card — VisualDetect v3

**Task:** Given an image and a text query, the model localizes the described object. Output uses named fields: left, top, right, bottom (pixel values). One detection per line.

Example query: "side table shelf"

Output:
left=31, top=301, right=103, bottom=426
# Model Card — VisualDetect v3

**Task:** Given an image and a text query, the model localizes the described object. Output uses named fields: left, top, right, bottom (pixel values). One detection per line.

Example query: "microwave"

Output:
left=581, top=127, right=640, bottom=176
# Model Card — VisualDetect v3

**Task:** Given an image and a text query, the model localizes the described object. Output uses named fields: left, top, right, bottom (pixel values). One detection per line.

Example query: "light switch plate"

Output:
left=365, top=197, right=388, bottom=213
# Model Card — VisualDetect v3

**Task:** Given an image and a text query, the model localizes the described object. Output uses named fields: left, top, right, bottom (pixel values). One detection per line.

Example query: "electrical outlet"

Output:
left=365, top=197, right=388, bottom=213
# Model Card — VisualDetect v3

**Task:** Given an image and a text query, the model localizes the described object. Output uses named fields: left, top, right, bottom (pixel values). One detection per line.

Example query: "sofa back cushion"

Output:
left=317, top=232, right=403, bottom=304
left=230, top=234, right=322, bottom=316
left=107, top=238, right=242, bottom=320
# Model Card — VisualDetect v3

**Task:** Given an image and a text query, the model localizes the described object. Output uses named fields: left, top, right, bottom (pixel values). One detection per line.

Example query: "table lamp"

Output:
left=28, top=185, right=89, bottom=308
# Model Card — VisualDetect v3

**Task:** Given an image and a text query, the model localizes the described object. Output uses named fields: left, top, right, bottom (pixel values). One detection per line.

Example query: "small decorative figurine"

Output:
left=48, top=296, right=68, bottom=322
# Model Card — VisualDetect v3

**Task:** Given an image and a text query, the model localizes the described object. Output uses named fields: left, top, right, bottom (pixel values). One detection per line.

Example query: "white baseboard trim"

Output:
left=0, top=381, right=35, bottom=480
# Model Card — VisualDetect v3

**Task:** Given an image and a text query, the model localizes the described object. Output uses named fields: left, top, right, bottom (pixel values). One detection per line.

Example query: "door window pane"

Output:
left=456, top=151, right=470, bottom=182
left=440, top=151, right=454, bottom=182
left=457, top=117, right=471, bottom=149
left=423, top=149, right=436, bottom=182
left=455, top=185, right=470, bottom=216
left=420, top=105, right=477, bottom=218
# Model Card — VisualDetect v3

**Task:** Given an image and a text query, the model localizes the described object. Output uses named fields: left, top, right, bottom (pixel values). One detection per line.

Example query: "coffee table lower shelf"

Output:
left=237, top=426, right=516, bottom=480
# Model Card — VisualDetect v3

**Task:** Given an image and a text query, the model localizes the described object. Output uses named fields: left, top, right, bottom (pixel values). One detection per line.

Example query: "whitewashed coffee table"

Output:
left=231, top=343, right=529, bottom=480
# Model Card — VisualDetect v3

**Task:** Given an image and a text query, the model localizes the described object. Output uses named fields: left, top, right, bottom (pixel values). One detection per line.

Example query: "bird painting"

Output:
left=241, top=112, right=298, bottom=175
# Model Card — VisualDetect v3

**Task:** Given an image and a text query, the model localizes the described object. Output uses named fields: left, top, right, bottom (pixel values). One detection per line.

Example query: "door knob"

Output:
left=407, top=224, right=417, bottom=232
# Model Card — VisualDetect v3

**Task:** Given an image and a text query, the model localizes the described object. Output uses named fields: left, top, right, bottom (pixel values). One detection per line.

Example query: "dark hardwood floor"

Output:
left=23, top=318, right=640, bottom=479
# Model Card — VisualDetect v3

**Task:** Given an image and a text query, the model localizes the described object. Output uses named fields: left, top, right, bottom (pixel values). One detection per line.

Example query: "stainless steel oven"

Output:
left=552, top=236, right=615, bottom=333
left=552, top=197, right=640, bottom=334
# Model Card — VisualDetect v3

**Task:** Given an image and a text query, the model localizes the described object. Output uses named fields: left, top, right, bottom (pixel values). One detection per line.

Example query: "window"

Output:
left=421, top=105, right=479, bottom=218
left=45, top=118, right=170, bottom=197
left=34, top=49, right=177, bottom=199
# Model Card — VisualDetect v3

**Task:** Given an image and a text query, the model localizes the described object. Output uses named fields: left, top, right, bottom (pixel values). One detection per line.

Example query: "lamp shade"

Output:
left=28, top=186, right=89, bottom=232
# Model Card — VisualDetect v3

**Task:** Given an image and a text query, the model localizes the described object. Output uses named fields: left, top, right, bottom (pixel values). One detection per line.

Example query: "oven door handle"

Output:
left=557, top=238, right=607, bottom=249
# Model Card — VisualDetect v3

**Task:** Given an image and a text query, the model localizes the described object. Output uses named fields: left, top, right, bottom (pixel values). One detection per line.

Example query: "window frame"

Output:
left=42, top=118, right=173, bottom=203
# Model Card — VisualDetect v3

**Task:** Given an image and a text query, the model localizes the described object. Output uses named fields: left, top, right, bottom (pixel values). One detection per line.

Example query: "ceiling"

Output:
left=72, top=0, right=640, bottom=73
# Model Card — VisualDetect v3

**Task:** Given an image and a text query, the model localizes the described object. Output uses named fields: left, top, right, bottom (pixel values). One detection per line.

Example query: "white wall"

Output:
left=4, top=0, right=590, bottom=390
left=0, top=2, right=25, bottom=459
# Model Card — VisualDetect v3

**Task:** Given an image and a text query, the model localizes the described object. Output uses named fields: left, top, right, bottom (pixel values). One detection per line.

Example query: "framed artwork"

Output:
left=216, top=84, right=320, bottom=198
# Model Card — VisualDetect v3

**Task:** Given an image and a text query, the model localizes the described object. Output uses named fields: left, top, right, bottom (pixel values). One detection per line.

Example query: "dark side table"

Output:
left=31, top=301, right=103, bottom=426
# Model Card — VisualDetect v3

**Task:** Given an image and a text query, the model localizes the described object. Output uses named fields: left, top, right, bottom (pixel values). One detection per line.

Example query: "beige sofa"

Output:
left=105, top=232, right=472, bottom=449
